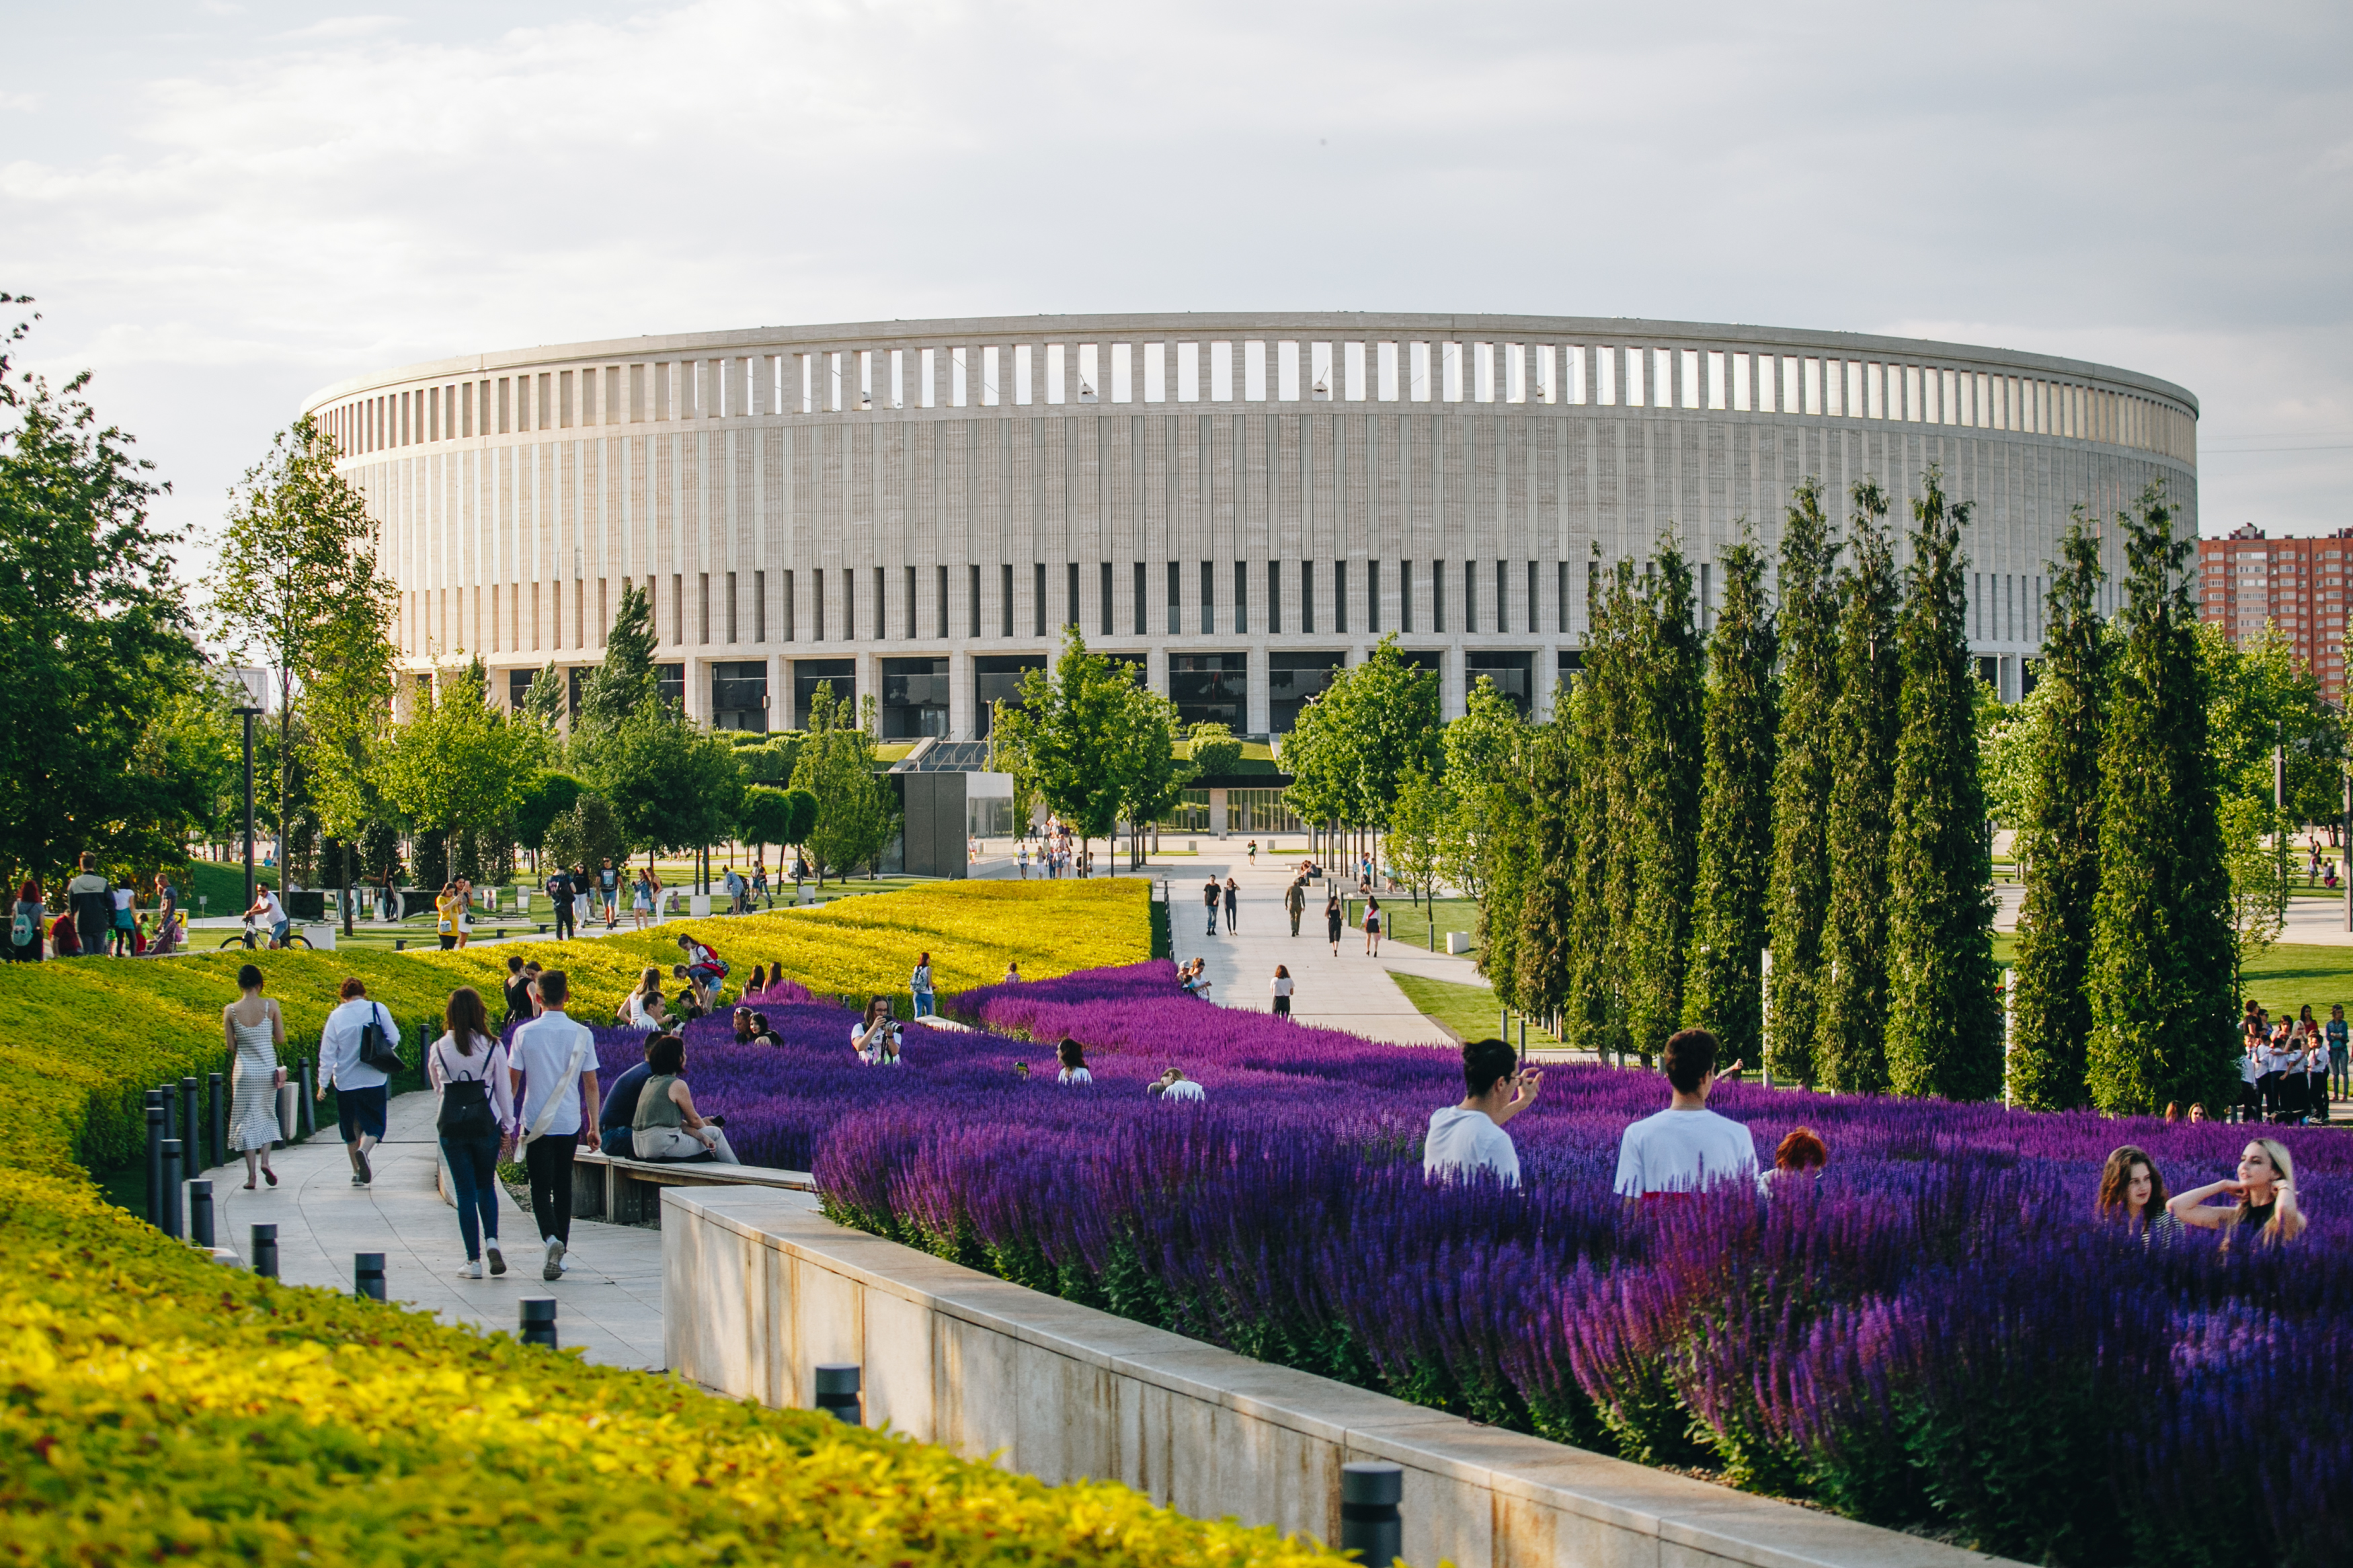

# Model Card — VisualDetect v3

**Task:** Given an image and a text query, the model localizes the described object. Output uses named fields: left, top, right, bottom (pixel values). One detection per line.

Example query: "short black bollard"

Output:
left=190, top=1178, right=215, bottom=1249
left=1339, top=1462, right=1403, bottom=1568
left=144, top=1094, right=165, bottom=1227
left=158, top=1139, right=184, bottom=1239
left=354, top=1251, right=387, bottom=1301
left=813, top=1364, right=863, bottom=1424
left=518, top=1297, right=559, bottom=1348
left=208, top=1071, right=226, bottom=1168
left=251, top=1222, right=278, bottom=1278
left=180, top=1077, right=200, bottom=1169
left=298, top=1057, right=316, bottom=1137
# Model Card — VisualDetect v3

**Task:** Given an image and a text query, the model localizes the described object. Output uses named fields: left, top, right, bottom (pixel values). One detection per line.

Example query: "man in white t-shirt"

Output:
left=507, top=969, right=602, bottom=1280
left=1613, top=1026, right=1758, bottom=1198
left=1423, top=1038, right=1543, bottom=1188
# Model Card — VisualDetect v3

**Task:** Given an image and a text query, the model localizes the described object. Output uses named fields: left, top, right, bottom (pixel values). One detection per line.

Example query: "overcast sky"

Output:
left=5, top=0, right=2348, bottom=578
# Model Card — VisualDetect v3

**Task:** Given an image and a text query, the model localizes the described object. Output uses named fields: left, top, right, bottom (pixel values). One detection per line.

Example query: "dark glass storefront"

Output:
left=882, top=657, right=950, bottom=739
left=974, top=654, right=1047, bottom=737
left=1170, top=651, right=1247, bottom=729
left=655, top=663, right=685, bottom=710
left=1268, top=651, right=1346, bottom=734
left=793, top=658, right=856, bottom=731
left=710, top=661, right=769, bottom=732
left=1466, top=650, right=1535, bottom=716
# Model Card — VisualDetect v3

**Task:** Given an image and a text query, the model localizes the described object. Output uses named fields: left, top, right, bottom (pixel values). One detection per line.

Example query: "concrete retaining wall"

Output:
left=664, top=1188, right=2018, bottom=1568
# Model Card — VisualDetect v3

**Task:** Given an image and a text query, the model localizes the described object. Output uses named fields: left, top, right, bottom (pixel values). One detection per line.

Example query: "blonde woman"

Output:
left=621, top=966, right=668, bottom=1032
left=2167, top=1138, right=2307, bottom=1243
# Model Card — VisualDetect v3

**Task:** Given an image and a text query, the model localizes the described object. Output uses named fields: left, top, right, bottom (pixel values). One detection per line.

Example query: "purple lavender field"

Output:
left=599, top=962, right=2349, bottom=1568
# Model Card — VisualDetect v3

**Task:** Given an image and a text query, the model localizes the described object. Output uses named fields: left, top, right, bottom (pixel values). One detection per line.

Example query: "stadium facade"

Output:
left=303, top=313, right=2197, bottom=739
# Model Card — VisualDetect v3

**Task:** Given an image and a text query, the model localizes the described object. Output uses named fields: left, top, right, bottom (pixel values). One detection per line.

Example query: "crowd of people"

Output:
left=1016, top=819, right=1090, bottom=879
left=8, top=856, right=187, bottom=960
left=2234, top=1001, right=2343, bottom=1123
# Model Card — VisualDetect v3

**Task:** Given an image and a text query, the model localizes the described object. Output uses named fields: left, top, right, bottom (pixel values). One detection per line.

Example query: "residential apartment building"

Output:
left=2198, top=524, right=2353, bottom=701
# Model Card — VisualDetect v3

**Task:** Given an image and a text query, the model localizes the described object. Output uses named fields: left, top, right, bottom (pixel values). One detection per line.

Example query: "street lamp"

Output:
left=233, top=705, right=262, bottom=914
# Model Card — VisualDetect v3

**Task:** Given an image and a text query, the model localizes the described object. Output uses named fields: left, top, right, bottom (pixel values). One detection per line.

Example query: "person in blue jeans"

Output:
left=2331, top=1004, right=2349, bottom=1104
left=597, top=1043, right=659, bottom=1161
left=428, top=987, right=514, bottom=1278
left=910, top=952, right=935, bottom=1018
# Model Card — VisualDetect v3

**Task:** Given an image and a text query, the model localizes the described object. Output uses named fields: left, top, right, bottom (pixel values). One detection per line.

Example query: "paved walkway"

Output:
left=206, top=1091, right=676, bottom=1367
left=1160, top=853, right=1485, bottom=1045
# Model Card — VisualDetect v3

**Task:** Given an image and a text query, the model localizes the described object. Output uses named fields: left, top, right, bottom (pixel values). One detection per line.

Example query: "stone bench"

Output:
left=569, top=1149, right=815, bottom=1227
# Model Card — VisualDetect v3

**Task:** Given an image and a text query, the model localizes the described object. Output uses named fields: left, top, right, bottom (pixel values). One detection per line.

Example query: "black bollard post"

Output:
left=519, top=1297, right=559, bottom=1348
left=180, top=1077, right=200, bottom=1169
left=159, top=1139, right=184, bottom=1239
left=208, top=1071, right=226, bottom=1169
left=190, top=1178, right=215, bottom=1249
left=251, top=1222, right=278, bottom=1278
left=354, top=1251, right=387, bottom=1301
left=159, top=1081, right=177, bottom=1147
left=1339, top=1462, right=1403, bottom=1568
left=298, top=1057, right=315, bottom=1138
left=144, top=1094, right=165, bottom=1227
left=813, top=1364, right=863, bottom=1424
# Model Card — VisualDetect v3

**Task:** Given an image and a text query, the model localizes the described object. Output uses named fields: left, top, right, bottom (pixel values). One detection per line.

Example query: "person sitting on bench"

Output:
left=631, top=1034, right=739, bottom=1163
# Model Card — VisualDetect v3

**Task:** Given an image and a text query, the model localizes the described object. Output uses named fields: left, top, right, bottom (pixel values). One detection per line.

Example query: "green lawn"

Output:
left=1368, top=896, right=1481, bottom=958
left=1388, top=971, right=1567, bottom=1052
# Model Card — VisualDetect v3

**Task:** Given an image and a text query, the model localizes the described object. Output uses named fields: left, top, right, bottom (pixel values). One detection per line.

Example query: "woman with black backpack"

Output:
left=428, top=986, right=516, bottom=1278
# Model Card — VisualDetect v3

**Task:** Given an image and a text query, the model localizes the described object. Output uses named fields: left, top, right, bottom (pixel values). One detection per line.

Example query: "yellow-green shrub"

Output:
left=0, top=1167, right=1348, bottom=1568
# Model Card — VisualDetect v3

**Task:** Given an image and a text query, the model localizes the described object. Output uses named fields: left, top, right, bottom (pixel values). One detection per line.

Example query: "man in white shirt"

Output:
left=245, top=886, right=290, bottom=949
left=1613, top=1027, right=1759, bottom=1198
left=317, top=977, right=397, bottom=1186
left=507, top=969, right=601, bottom=1280
left=1424, top=1038, right=1542, bottom=1188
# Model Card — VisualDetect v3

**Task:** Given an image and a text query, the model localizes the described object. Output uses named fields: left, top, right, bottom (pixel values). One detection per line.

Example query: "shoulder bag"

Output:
left=359, top=1003, right=406, bottom=1075
left=434, top=1038, right=500, bottom=1140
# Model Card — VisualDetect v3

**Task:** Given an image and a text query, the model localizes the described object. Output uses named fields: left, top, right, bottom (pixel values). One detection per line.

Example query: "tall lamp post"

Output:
left=234, top=705, right=262, bottom=915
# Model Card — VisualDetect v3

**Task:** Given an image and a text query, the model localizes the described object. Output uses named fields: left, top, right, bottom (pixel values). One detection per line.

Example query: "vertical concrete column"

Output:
left=683, top=657, right=708, bottom=725
left=766, top=651, right=787, bottom=734
left=951, top=651, right=975, bottom=741
left=856, top=651, right=883, bottom=732
left=1209, top=788, right=1228, bottom=838
left=1247, top=645, right=1269, bottom=737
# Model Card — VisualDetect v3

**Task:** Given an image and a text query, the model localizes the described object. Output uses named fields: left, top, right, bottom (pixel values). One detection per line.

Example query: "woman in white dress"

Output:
left=221, top=962, right=286, bottom=1189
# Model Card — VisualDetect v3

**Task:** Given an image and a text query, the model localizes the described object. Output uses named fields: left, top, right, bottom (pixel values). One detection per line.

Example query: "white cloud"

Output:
left=4, top=0, right=2348, bottom=560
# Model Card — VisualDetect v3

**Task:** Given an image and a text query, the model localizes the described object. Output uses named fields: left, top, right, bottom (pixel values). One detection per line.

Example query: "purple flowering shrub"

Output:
left=600, top=962, right=2348, bottom=1568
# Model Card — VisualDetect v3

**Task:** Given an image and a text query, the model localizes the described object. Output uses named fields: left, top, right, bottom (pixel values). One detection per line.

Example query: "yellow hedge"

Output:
left=0, top=881, right=1316, bottom=1568
left=0, top=1167, right=1349, bottom=1568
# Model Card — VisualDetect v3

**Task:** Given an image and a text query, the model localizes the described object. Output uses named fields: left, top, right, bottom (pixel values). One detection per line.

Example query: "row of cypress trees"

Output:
left=1486, top=466, right=2004, bottom=1096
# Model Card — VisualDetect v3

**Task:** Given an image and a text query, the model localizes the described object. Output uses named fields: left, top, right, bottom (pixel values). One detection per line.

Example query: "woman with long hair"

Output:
left=2096, top=1145, right=2173, bottom=1230
left=428, top=986, right=514, bottom=1278
left=630, top=1033, right=739, bottom=1163
left=852, top=995, right=902, bottom=1065
left=221, top=964, right=284, bottom=1190
left=2167, top=1138, right=2307, bottom=1243
left=621, top=966, right=666, bottom=1032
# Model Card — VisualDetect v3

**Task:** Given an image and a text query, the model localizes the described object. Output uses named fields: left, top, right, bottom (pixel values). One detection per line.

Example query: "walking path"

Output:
left=204, top=1091, right=696, bottom=1367
left=1160, top=853, right=1484, bottom=1045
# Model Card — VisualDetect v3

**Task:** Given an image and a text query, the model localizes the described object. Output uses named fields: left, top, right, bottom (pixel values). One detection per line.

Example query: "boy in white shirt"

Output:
left=1423, top=1038, right=1543, bottom=1188
left=508, top=970, right=602, bottom=1280
left=1613, top=1027, right=1758, bottom=1198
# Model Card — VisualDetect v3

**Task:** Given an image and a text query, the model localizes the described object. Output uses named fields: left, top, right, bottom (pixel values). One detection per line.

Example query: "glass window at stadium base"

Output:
left=309, top=313, right=2198, bottom=737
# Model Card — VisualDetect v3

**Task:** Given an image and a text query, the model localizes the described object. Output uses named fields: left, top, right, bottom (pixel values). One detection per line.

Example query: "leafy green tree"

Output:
left=513, top=772, right=583, bottom=863
left=2201, top=620, right=2339, bottom=827
left=2085, top=485, right=2237, bottom=1115
left=1441, top=676, right=1529, bottom=903
left=214, top=414, right=383, bottom=874
left=1386, top=761, right=1449, bottom=906
left=1976, top=676, right=2043, bottom=833
left=1566, top=556, right=1643, bottom=1062
left=2218, top=793, right=2289, bottom=989
left=378, top=659, right=539, bottom=882
left=579, top=581, right=659, bottom=733
left=518, top=661, right=567, bottom=731
left=1513, top=712, right=1582, bottom=1030
left=0, top=294, right=199, bottom=884
left=1683, top=532, right=1777, bottom=1066
left=1763, top=479, right=1841, bottom=1085
left=1817, top=480, right=1901, bottom=1094
left=1281, top=636, right=1441, bottom=837
left=788, top=684, right=894, bottom=883
left=543, top=791, right=627, bottom=876
left=1885, top=469, right=2001, bottom=1100
left=738, top=786, right=799, bottom=868
left=783, top=787, right=819, bottom=851
left=995, top=628, right=1136, bottom=865
left=2008, top=520, right=2109, bottom=1109
left=298, top=527, right=397, bottom=931
left=1109, top=684, right=1190, bottom=869
left=1624, top=537, right=1706, bottom=1066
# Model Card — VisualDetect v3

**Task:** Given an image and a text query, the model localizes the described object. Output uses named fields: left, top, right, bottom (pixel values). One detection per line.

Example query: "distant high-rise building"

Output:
left=2196, top=524, right=2353, bottom=702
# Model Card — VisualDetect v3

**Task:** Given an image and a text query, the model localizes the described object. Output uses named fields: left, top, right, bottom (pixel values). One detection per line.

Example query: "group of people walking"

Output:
left=2236, top=1002, right=2342, bottom=1124
left=1019, top=819, right=1089, bottom=878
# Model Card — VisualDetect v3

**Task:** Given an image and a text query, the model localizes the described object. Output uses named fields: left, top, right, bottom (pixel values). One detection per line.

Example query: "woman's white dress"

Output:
left=229, top=1014, right=281, bottom=1152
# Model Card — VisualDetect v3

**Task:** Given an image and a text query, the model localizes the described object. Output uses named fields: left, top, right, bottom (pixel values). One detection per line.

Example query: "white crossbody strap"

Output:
left=524, top=1033, right=591, bottom=1144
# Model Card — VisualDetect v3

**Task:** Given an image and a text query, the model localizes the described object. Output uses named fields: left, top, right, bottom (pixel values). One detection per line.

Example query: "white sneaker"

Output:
left=543, top=1238, right=565, bottom=1281
left=459, top=1259, right=484, bottom=1279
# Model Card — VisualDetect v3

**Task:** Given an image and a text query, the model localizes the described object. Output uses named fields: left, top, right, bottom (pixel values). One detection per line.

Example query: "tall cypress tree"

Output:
left=2009, top=518, right=2108, bottom=1109
left=1515, top=712, right=1580, bottom=1031
left=2086, top=487, right=2237, bottom=1114
left=1817, top=480, right=1901, bottom=1094
left=1885, top=469, right=2001, bottom=1100
left=1626, top=538, right=1706, bottom=1067
left=1683, top=532, right=1778, bottom=1065
left=1763, top=479, right=1841, bottom=1085
left=1569, top=556, right=1641, bottom=1063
